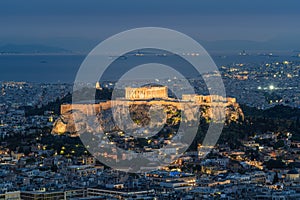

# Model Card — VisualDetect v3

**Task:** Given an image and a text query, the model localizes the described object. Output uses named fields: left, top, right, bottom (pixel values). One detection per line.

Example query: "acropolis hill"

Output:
left=53, top=86, right=244, bottom=135
left=52, top=86, right=244, bottom=135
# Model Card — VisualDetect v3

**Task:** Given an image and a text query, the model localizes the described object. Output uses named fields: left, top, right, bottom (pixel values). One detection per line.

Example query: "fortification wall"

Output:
left=61, top=104, right=101, bottom=115
left=61, top=87, right=238, bottom=116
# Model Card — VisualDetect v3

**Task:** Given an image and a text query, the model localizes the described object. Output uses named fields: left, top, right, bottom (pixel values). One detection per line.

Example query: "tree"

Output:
left=274, top=140, right=285, bottom=149
left=266, top=159, right=286, bottom=170
left=273, top=172, right=279, bottom=184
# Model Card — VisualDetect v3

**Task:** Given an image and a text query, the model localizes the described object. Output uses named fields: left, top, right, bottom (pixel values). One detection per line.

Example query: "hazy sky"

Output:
left=0, top=0, right=299, bottom=52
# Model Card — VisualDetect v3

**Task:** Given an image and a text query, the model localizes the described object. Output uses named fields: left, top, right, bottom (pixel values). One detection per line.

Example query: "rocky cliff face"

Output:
left=52, top=103, right=244, bottom=135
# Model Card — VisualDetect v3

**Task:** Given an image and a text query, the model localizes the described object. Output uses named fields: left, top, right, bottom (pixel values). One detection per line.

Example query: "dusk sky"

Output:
left=0, top=0, right=300, bottom=52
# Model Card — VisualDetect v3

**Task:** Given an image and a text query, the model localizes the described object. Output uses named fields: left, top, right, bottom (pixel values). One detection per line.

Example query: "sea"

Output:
left=0, top=52, right=299, bottom=83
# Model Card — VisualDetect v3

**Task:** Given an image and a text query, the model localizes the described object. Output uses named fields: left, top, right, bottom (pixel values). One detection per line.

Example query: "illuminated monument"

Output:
left=125, top=86, right=168, bottom=100
left=53, top=86, right=244, bottom=135
left=60, top=86, right=241, bottom=118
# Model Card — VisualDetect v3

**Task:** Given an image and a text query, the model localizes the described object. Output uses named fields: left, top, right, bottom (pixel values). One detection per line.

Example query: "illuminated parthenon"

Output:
left=125, top=86, right=168, bottom=100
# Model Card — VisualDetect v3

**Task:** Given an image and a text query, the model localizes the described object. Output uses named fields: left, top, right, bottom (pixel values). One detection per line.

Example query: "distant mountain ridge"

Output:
left=1, top=38, right=300, bottom=55
left=0, top=44, right=72, bottom=54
